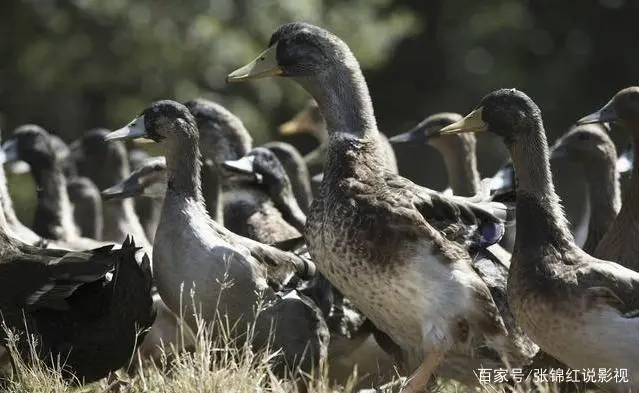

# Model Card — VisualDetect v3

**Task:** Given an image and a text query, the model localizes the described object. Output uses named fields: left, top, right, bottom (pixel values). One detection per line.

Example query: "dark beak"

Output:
left=577, top=99, right=618, bottom=125
left=101, top=178, right=143, bottom=201
left=390, top=123, right=429, bottom=144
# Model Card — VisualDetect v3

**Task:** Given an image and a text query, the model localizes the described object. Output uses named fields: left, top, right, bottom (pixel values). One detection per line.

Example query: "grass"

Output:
left=0, top=315, right=355, bottom=393
left=0, top=321, right=567, bottom=393
left=0, top=239, right=567, bottom=393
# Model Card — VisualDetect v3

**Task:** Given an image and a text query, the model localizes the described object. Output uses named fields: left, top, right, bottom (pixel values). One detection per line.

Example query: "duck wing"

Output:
left=0, top=244, right=115, bottom=312
left=383, top=173, right=510, bottom=250
left=574, top=252, right=639, bottom=313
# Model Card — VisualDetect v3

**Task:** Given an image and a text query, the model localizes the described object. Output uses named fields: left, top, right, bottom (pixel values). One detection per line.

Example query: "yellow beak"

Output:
left=439, top=107, right=488, bottom=135
left=279, top=109, right=315, bottom=135
left=226, top=45, right=283, bottom=83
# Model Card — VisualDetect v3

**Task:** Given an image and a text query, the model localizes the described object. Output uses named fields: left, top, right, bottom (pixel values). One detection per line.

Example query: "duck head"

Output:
left=391, top=113, right=463, bottom=145
left=222, top=147, right=293, bottom=192
left=106, top=100, right=197, bottom=145
left=184, top=98, right=252, bottom=164
left=226, top=23, right=342, bottom=83
left=439, top=88, right=542, bottom=148
left=577, top=87, right=639, bottom=129
left=72, top=128, right=131, bottom=190
left=2, top=125, right=57, bottom=171
left=550, top=124, right=616, bottom=167
left=102, top=156, right=167, bottom=201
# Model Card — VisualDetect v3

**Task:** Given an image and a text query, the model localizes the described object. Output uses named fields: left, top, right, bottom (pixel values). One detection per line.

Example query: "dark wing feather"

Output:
left=384, top=173, right=509, bottom=249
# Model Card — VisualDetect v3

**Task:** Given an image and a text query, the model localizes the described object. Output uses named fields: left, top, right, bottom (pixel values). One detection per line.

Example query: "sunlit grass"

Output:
left=0, top=323, right=567, bottom=393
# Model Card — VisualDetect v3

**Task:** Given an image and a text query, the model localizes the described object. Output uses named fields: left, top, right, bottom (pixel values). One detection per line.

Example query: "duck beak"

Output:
left=279, top=120, right=301, bottom=135
left=226, top=45, right=283, bottom=83
left=106, top=115, right=147, bottom=141
left=617, top=148, right=634, bottom=174
left=439, top=107, right=487, bottom=135
left=577, top=99, right=618, bottom=125
left=389, top=123, right=430, bottom=144
left=101, top=177, right=143, bottom=201
left=221, top=156, right=263, bottom=183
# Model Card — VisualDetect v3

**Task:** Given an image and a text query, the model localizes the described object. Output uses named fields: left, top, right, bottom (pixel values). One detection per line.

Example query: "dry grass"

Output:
left=0, top=326, right=566, bottom=393
left=0, top=286, right=566, bottom=393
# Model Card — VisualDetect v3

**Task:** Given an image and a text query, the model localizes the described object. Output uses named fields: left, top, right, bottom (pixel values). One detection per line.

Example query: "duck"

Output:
left=488, top=131, right=601, bottom=253
left=0, top=149, right=43, bottom=245
left=102, top=156, right=168, bottom=202
left=0, top=223, right=155, bottom=383
left=222, top=148, right=399, bottom=386
left=184, top=98, right=308, bottom=241
left=263, top=141, right=313, bottom=213
left=577, top=86, right=639, bottom=272
left=549, top=124, right=621, bottom=254
left=106, top=100, right=328, bottom=377
left=280, top=99, right=399, bottom=175
left=220, top=147, right=304, bottom=243
left=390, top=113, right=480, bottom=197
left=101, top=156, right=196, bottom=369
left=227, top=23, right=531, bottom=392
left=128, top=149, right=163, bottom=242
left=2, top=125, right=106, bottom=250
left=183, top=98, right=254, bottom=224
left=43, top=132, right=104, bottom=241
left=440, top=88, right=639, bottom=392
left=102, top=146, right=396, bottom=386
left=66, top=176, right=103, bottom=240
left=2, top=129, right=104, bottom=245
left=70, top=129, right=151, bottom=251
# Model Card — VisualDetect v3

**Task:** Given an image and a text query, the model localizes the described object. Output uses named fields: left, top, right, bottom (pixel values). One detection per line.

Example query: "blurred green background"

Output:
left=1, top=0, right=638, bottom=223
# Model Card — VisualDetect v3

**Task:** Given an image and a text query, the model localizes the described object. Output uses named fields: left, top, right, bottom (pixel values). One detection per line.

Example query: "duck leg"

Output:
left=402, top=349, right=445, bottom=393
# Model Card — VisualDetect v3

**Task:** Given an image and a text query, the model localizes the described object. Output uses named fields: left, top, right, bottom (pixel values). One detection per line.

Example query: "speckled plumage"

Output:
left=230, top=23, right=519, bottom=389
left=280, top=99, right=399, bottom=176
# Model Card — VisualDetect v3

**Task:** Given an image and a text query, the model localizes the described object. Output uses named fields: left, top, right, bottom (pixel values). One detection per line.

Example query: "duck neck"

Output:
left=296, top=62, right=384, bottom=178
left=312, top=125, right=330, bottom=144
left=509, top=126, right=574, bottom=255
left=201, top=163, right=224, bottom=224
left=30, top=159, right=78, bottom=239
left=164, top=129, right=204, bottom=204
left=581, top=157, right=621, bottom=253
left=272, top=188, right=307, bottom=232
left=297, top=61, right=379, bottom=142
left=432, top=136, right=481, bottom=196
